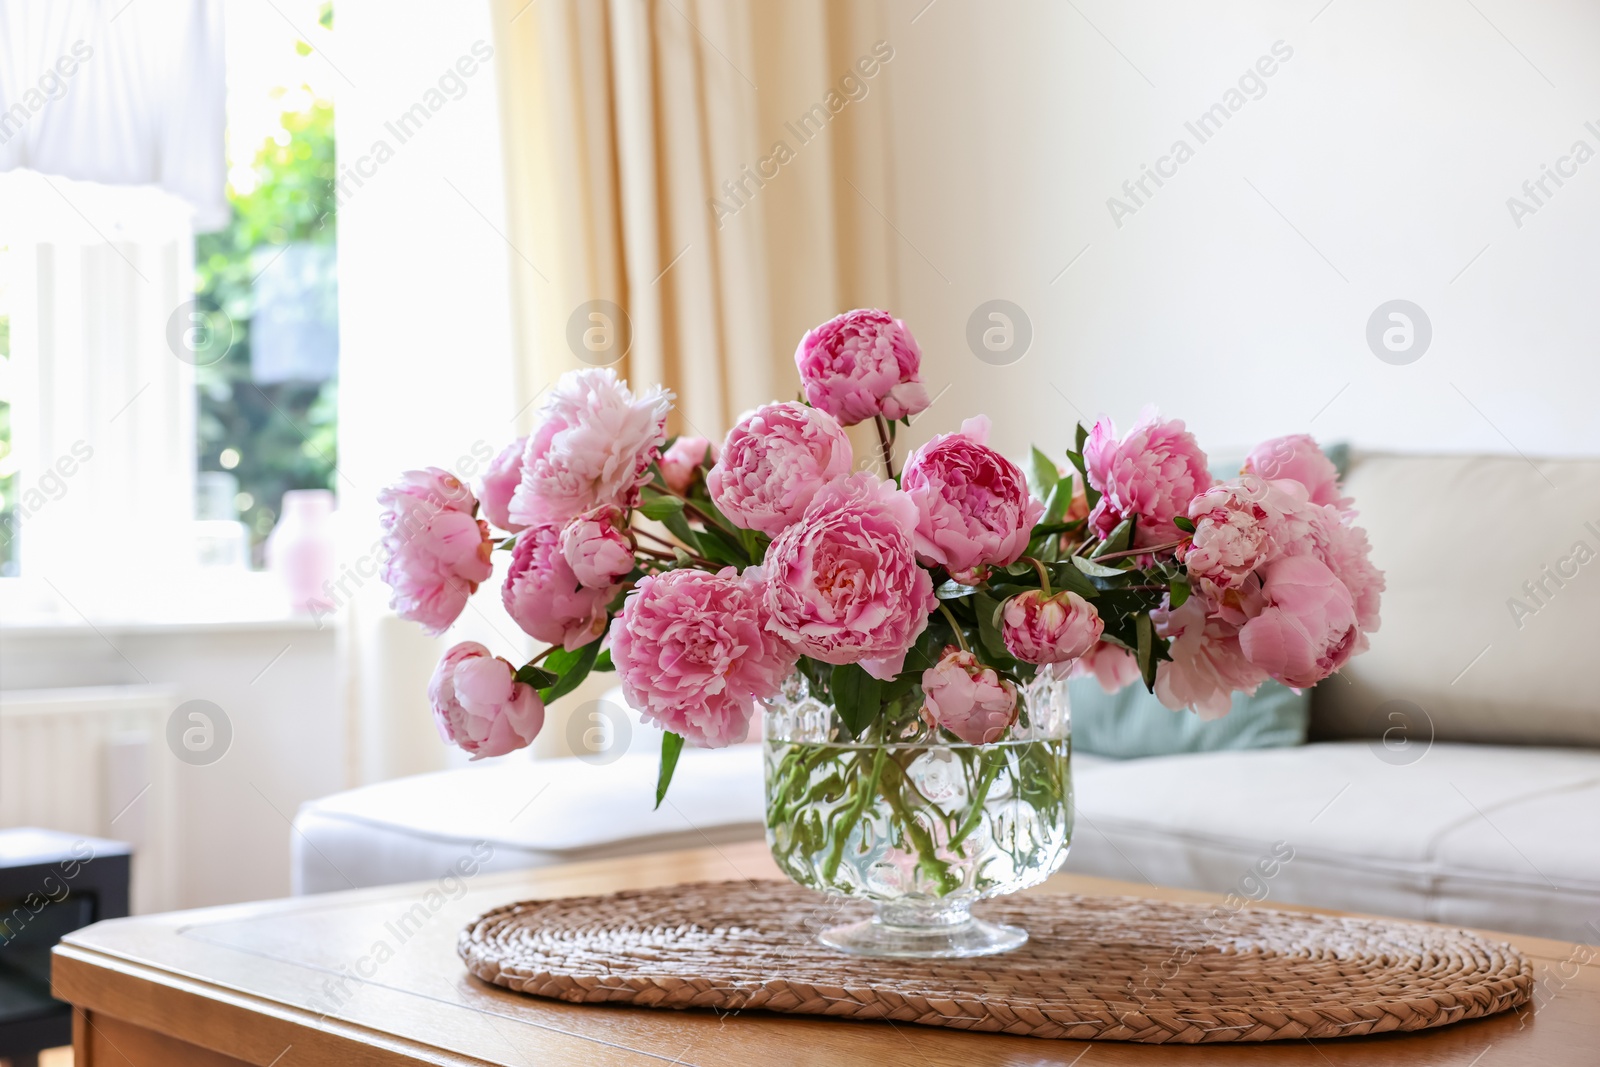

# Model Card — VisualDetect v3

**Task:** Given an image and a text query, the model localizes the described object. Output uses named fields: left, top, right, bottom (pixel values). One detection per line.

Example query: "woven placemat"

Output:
left=459, top=880, right=1530, bottom=1043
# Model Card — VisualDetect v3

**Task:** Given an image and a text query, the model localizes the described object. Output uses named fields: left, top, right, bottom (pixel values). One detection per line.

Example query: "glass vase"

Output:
left=762, top=669, right=1072, bottom=958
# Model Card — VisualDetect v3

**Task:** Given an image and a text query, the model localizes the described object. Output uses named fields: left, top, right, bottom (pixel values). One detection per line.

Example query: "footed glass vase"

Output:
left=762, top=670, right=1072, bottom=958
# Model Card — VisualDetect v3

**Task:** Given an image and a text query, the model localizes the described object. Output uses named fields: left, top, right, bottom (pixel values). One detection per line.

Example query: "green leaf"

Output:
left=538, top=639, right=601, bottom=704
left=638, top=495, right=686, bottom=521
left=1028, top=446, right=1060, bottom=500
left=1168, top=577, right=1191, bottom=610
left=831, top=663, right=883, bottom=740
left=1049, top=562, right=1099, bottom=598
left=497, top=536, right=519, bottom=551
left=654, top=731, right=685, bottom=809
left=1172, top=515, right=1195, bottom=533
left=935, top=579, right=978, bottom=600
left=698, top=521, right=752, bottom=566
left=1042, top=476, right=1071, bottom=525
left=592, top=649, right=615, bottom=672
left=514, top=663, right=559, bottom=688
left=1074, top=422, right=1089, bottom=455
left=1093, top=517, right=1133, bottom=557
left=973, top=592, right=1010, bottom=661
left=1135, top=614, right=1156, bottom=693
left=660, top=509, right=699, bottom=551
left=1072, top=555, right=1128, bottom=578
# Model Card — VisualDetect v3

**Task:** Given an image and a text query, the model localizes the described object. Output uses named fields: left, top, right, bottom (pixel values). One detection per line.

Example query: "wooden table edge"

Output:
left=53, top=941, right=489, bottom=1067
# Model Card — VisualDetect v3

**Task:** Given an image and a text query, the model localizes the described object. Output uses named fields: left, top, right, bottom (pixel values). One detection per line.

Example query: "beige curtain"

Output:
left=489, top=0, right=900, bottom=442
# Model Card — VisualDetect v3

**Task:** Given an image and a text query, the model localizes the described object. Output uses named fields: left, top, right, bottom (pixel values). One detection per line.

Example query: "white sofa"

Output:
left=293, top=452, right=1600, bottom=943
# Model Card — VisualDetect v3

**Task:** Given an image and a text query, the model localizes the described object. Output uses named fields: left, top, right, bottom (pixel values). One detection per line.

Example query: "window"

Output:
left=194, top=94, right=338, bottom=565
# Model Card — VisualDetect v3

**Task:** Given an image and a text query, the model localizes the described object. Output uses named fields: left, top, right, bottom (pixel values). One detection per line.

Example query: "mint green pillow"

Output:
left=1067, top=678, right=1309, bottom=759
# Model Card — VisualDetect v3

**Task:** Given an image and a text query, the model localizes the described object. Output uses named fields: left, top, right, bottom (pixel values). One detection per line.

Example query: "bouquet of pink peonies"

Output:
left=379, top=308, right=1383, bottom=799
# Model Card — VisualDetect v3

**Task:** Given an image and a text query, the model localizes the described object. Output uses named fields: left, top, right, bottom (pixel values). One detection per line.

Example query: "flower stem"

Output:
left=936, top=602, right=970, bottom=653
left=947, top=746, right=1007, bottom=852
left=874, top=415, right=898, bottom=481
left=1023, top=555, right=1053, bottom=597
left=822, top=745, right=888, bottom=881
left=636, top=544, right=718, bottom=569
left=1090, top=536, right=1189, bottom=562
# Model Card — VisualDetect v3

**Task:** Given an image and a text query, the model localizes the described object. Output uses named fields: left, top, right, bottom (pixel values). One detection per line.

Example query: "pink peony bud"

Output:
left=794, top=309, right=931, bottom=426
left=502, top=523, right=613, bottom=651
left=559, top=505, right=634, bottom=589
left=429, top=642, right=545, bottom=759
left=707, top=402, right=853, bottom=536
left=902, top=415, right=1044, bottom=576
left=377, top=468, right=494, bottom=635
left=479, top=437, right=528, bottom=533
left=1001, top=589, right=1103, bottom=665
left=919, top=646, right=1018, bottom=745
left=659, top=436, right=716, bottom=496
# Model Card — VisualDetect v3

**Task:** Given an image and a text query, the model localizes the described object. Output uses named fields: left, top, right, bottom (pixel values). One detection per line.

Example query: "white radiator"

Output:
left=0, top=685, right=179, bottom=913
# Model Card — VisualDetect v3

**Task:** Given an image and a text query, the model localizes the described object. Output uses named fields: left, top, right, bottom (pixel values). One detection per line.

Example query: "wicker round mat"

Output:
left=459, top=880, right=1530, bottom=1043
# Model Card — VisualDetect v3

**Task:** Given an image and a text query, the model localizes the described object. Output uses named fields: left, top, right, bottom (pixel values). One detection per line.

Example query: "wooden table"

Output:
left=52, top=841, right=1597, bottom=1066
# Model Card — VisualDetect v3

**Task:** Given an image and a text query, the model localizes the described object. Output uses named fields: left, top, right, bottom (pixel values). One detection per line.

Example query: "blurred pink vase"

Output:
left=267, top=489, right=337, bottom=614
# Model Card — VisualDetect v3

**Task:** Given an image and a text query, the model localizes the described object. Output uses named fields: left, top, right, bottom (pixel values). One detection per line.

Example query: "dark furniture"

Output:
left=0, top=829, right=130, bottom=1067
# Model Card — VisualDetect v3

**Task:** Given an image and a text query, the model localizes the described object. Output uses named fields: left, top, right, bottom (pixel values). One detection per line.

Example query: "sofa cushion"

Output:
left=1069, top=678, right=1308, bottom=759
left=1312, top=452, right=1600, bottom=747
left=292, top=746, right=765, bottom=894
left=1064, top=741, right=1600, bottom=942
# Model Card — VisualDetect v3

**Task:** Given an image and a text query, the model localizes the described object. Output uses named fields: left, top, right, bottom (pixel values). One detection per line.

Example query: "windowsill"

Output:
left=0, top=571, right=338, bottom=634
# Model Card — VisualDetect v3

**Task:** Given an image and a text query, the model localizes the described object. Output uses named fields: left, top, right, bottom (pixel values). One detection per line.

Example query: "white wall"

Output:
left=0, top=620, right=340, bottom=908
left=873, top=0, right=1599, bottom=463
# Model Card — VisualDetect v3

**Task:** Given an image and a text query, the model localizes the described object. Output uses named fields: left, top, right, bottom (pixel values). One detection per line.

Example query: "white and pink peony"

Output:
left=508, top=368, right=672, bottom=526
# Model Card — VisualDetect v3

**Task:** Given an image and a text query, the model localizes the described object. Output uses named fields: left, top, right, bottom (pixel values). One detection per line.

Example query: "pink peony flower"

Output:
left=1245, top=434, right=1351, bottom=512
left=609, top=567, right=797, bottom=748
left=659, top=436, right=717, bottom=496
left=429, top=642, right=545, bottom=759
left=763, top=472, right=937, bottom=680
left=1152, top=596, right=1267, bottom=719
left=1317, top=518, right=1384, bottom=633
left=508, top=368, right=672, bottom=527
left=559, top=505, right=634, bottom=589
left=919, top=646, right=1018, bottom=744
left=794, top=309, right=931, bottom=426
left=1238, top=554, right=1360, bottom=689
left=1180, top=477, right=1279, bottom=598
left=502, top=523, right=613, bottom=651
left=479, top=437, right=527, bottom=532
left=902, top=415, right=1044, bottom=575
left=707, top=402, right=854, bottom=536
left=1072, top=641, right=1142, bottom=693
left=377, top=468, right=494, bottom=635
left=1002, top=589, right=1103, bottom=665
left=1084, top=410, right=1212, bottom=548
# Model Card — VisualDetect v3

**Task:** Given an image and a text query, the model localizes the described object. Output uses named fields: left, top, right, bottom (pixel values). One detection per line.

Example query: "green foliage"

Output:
left=655, top=732, right=685, bottom=809
left=536, top=639, right=602, bottom=704
left=194, top=99, right=339, bottom=555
